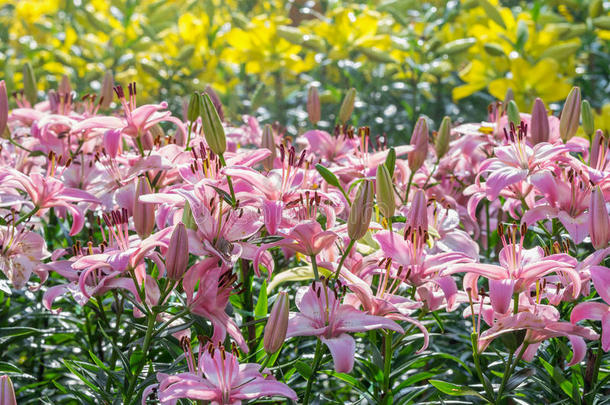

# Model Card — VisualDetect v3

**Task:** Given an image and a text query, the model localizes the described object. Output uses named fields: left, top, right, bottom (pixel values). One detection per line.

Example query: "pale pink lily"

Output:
left=478, top=121, right=568, bottom=200
left=373, top=230, right=471, bottom=310
left=445, top=227, right=581, bottom=315
left=522, top=168, right=593, bottom=244
left=72, top=83, right=186, bottom=143
left=0, top=225, right=49, bottom=289
left=176, top=186, right=274, bottom=275
left=143, top=341, right=297, bottom=405
left=183, top=258, right=248, bottom=352
left=6, top=168, right=99, bottom=235
left=478, top=304, right=598, bottom=366
left=254, top=220, right=337, bottom=275
left=571, top=266, right=610, bottom=351
left=286, top=281, right=403, bottom=373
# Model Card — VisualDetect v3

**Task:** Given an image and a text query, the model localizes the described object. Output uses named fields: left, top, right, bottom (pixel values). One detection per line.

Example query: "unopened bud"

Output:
left=408, top=189, right=428, bottom=232
left=376, top=164, right=395, bottom=219
left=0, top=81, right=7, bottom=136
left=205, top=85, right=224, bottom=122
left=593, top=16, right=610, bottom=30
left=23, top=62, right=37, bottom=105
left=408, top=117, right=429, bottom=173
left=200, top=93, right=226, bottom=156
left=307, top=86, right=320, bottom=125
left=530, top=98, right=549, bottom=145
left=264, top=291, right=289, bottom=354
left=560, top=86, right=581, bottom=142
left=589, top=0, right=603, bottom=18
left=348, top=179, right=374, bottom=240
left=166, top=223, right=189, bottom=280
left=59, top=74, right=71, bottom=95
left=99, top=71, right=114, bottom=109
left=338, top=88, right=356, bottom=124
left=435, top=116, right=451, bottom=158
left=261, top=124, right=276, bottom=171
left=589, top=187, right=610, bottom=249
left=182, top=201, right=198, bottom=230
left=506, top=100, right=520, bottom=127
left=187, top=92, right=201, bottom=122
left=0, top=375, right=16, bottom=405
left=133, top=176, right=156, bottom=238
left=581, top=99, right=594, bottom=137
left=590, top=130, right=605, bottom=168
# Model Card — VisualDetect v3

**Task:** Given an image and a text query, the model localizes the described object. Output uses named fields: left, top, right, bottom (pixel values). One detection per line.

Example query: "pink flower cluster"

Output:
left=1, top=78, right=609, bottom=402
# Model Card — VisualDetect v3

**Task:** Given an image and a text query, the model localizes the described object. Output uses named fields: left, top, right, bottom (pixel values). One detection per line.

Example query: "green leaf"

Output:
left=129, top=349, right=145, bottom=374
left=505, top=367, right=534, bottom=392
left=478, top=0, right=506, bottom=29
left=254, top=280, right=268, bottom=319
left=429, top=380, right=486, bottom=399
left=539, top=357, right=573, bottom=398
left=315, top=164, right=341, bottom=188
left=385, top=147, right=396, bottom=177
left=294, top=360, right=313, bottom=379
left=267, top=265, right=331, bottom=292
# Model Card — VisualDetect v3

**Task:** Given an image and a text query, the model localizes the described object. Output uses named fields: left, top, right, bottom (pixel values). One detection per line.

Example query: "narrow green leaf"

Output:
left=429, top=380, right=485, bottom=399
left=315, top=164, right=341, bottom=188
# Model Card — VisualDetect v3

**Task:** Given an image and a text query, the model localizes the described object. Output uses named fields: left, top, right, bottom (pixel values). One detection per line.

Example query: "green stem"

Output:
left=333, top=239, right=355, bottom=280
left=422, top=159, right=439, bottom=189
left=259, top=353, right=271, bottom=372
left=513, top=293, right=519, bottom=315
left=218, top=154, right=236, bottom=206
left=496, top=343, right=529, bottom=403
left=135, top=136, right=145, bottom=157
left=404, top=171, right=415, bottom=202
left=240, top=259, right=256, bottom=352
left=310, top=254, right=320, bottom=281
left=383, top=331, right=393, bottom=399
left=124, top=312, right=156, bottom=403
left=185, top=121, right=194, bottom=151
left=14, top=206, right=40, bottom=227
left=471, top=333, right=494, bottom=400
left=303, top=339, right=323, bottom=405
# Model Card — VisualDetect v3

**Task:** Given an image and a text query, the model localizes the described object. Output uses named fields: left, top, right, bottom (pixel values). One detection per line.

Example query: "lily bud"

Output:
left=0, top=375, right=16, bottom=405
left=408, top=189, right=428, bottom=233
left=182, top=201, right=198, bottom=230
left=581, top=99, right=594, bottom=137
left=435, top=116, right=451, bottom=159
left=589, top=187, right=610, bottom=250
left=506, top=100, right=520, bottom=126
left=590, top=130, right=605, bottom=169
left=530, top=98, right=549, bottom=145
left=59, top=74, right=71, bottom=95
left=205, top=85, right=225, bottom=122
left=166, top=223, right=189, bottom=280
left=408, top=117, right=429, bottom=173
left=307, top=86, right=320, bottom=125
left=560, top=86, right=581, bottom=142
left=133, top=176, right=156, bottom=238
left=99, top=71, right=114, bottom=109
left=264, top=291, right=289, bottom=354
left=376, top=164, right=395, bottom=219
left=261, top=124, right=276, bottom=171
left=200, top=93, right=226, bottom=156
left=187, top=92, right=201, bottom=122
left=23, top=62, right=37, bottom=105
left=348, top=179, right=374, bottom=241
left=338, top=88, right=356, bottom=124
left=0, top=80, right=7, bottom=136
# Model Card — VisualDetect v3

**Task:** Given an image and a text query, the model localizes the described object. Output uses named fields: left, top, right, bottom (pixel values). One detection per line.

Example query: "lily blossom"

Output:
left=286, top=280, right=403, bottom=373
left=571, top=266, right=610, bottom=351
left=143, top=340, right=297, bottom=405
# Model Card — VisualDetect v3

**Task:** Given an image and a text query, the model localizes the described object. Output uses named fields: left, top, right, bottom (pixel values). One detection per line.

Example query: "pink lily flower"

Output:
left=373, top=230, right=471, bottom=310
left=72, top=83, right=186, bottom=143
left=478, top=303, right=598, bottom=366
left=522, top=168, right=593, bottom=244
left=7, top=166, right=100, bottom=235
left=445, top=225, right=581, bottom=314
left=183, top=258, right=248, bottom=352
left=478, top=121, right=568, bottom=200
left=143, top=341, right=297, bottom=405
left=0, top=225, right=50, bottom=289
left=286, top=280, right=403, bottom=373
left=571, top=266, right=610, bottom=351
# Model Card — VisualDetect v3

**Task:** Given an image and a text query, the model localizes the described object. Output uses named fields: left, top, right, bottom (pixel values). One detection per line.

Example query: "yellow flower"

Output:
left=488, top=58, right=572, bottom=109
